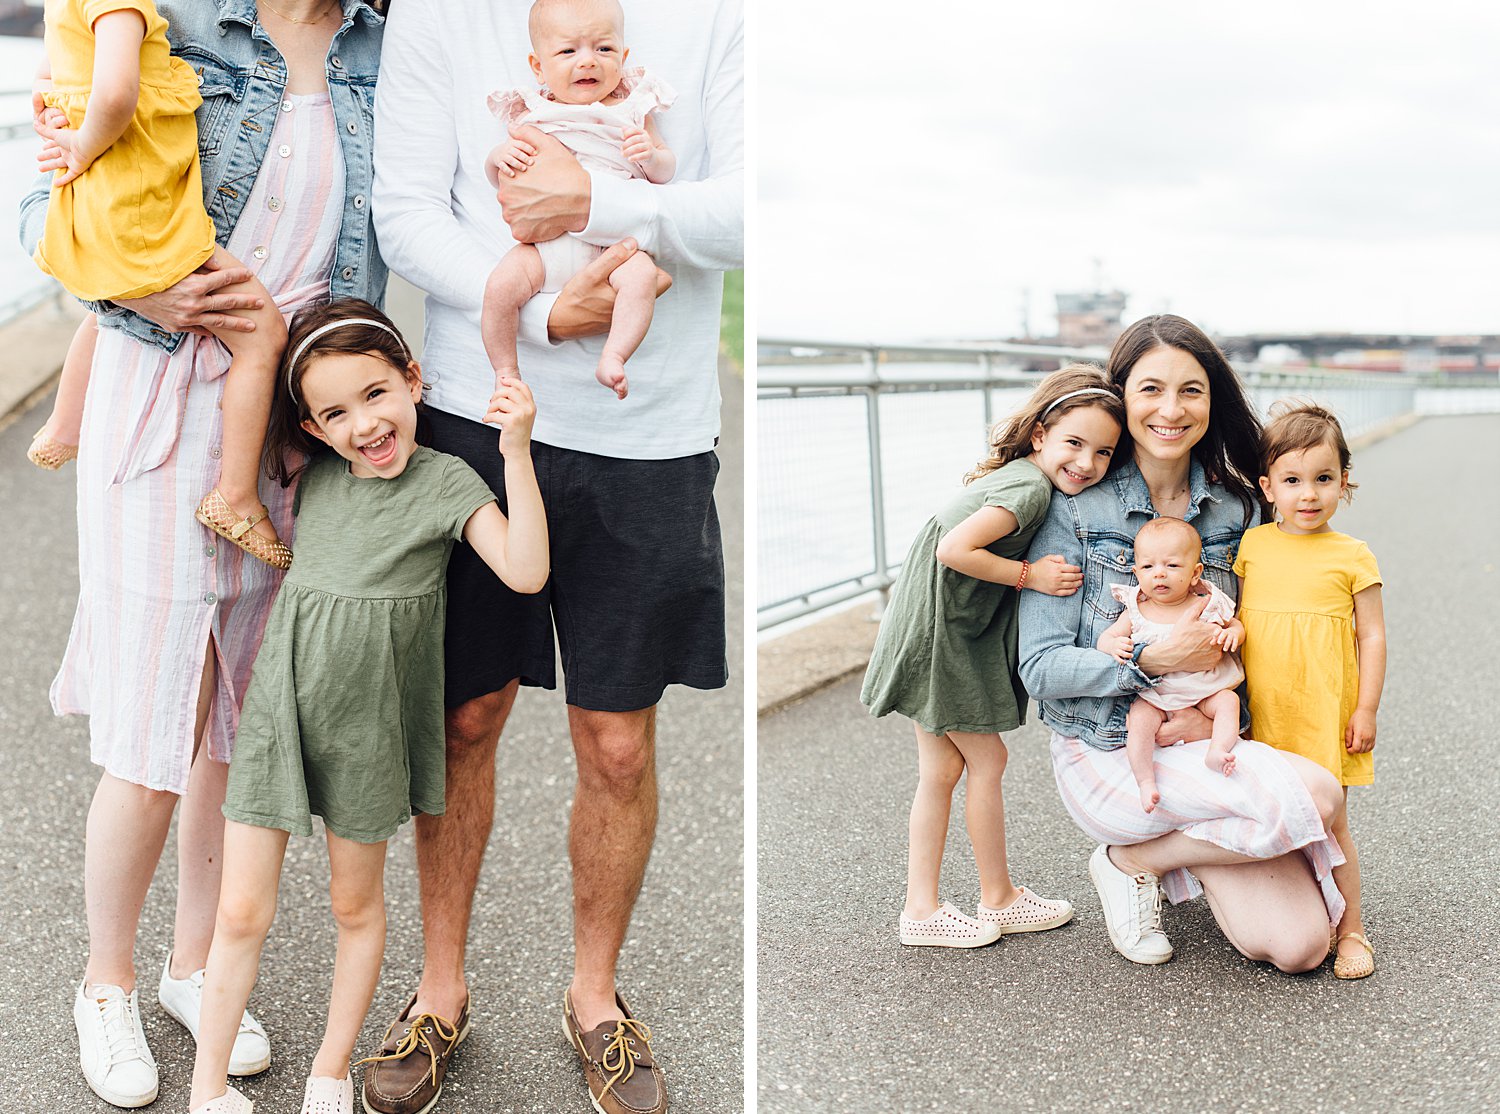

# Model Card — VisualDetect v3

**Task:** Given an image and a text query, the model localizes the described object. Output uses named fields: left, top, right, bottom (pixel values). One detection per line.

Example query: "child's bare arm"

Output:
left=43, top=9, right=146, bottom=186
left=1095, top=611, right=1134, bottom=662
left=622, top=115, right=675, bottom=184
left=1346, top=584, right=1386, bottom=753
left=462, top=377, right=549, bottom=593
left=934, top=505, right=1082, bottom=595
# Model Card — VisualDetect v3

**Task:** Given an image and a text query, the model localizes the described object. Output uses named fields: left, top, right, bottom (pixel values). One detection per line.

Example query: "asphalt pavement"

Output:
left=757, top=413, right=1500, bottom=1113
left=0, top=359, right=744, bottom=1113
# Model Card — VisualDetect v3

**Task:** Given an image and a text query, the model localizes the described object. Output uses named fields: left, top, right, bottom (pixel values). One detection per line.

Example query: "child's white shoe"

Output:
left=191, top=1085, right=253, bottom=1113
left=899, top=902, right=1002, bottom=948
left=976, top=887, right=1076, bottom=934
left=301, top=1073, right=354, bottom=1114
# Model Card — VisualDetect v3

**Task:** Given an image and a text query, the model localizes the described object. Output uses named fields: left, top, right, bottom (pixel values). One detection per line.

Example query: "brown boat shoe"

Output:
left=562, top=989, right=666, bottom=1114
left=359, top=993, right=469, bottom=1114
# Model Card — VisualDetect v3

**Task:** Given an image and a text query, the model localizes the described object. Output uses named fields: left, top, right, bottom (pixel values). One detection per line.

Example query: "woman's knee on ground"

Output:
left=1263, top=922, right=1330, bottom=974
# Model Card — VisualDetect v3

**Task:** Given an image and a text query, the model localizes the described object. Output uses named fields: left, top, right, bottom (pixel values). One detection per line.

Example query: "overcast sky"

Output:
left=758, top=2, right=1500, bottom=343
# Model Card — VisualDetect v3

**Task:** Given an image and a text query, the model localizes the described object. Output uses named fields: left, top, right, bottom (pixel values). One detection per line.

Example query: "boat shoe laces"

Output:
left=358, top=1012, right=459, bottom=1086
left=598, top=1017, right=654, bottom=1101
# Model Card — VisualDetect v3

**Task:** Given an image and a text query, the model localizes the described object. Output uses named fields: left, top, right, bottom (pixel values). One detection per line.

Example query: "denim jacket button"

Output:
left=341, top=266, right=355, bottom=280
left=352, top=195, right=365, bottom=209
left=346, top=121, right=357, bottom=135
left=331, top=56, right=343, bottom=69
left=1115, top=552, right=1126, bottom=564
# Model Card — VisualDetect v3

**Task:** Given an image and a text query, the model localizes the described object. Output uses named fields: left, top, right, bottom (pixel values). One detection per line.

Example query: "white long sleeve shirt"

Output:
left=372, top=0, right=744, bottom=459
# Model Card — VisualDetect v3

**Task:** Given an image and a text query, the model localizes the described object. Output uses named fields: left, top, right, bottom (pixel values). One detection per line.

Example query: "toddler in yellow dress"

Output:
left=27, top=0, right=291, bottom=568
left=1233, top=402, right=1386, bottom=979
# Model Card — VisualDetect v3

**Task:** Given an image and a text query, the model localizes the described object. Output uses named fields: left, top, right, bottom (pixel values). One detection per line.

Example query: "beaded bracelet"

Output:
left=1016, top=559, right=1030, bottom=592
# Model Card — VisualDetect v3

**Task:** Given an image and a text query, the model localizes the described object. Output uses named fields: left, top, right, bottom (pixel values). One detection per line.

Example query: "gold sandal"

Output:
left=1333, top=931, right=1375, bottom=980
left=195, top=488, right=292, bottom=570
left=27, top=429, right=78, bottom=470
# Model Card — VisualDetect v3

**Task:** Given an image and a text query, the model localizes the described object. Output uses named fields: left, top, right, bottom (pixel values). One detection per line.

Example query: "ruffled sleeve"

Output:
left=619, top=67, right=677, bottom=116
left=485, top=87, right=532, bottom=129
left=1198, top=582, right=1238, bottom=625
left=1110, top=583, right=1137, bottom=608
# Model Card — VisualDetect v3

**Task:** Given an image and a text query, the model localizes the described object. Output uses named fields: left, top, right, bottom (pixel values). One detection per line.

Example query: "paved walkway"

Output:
left=0, top=341, right=743, bottom=1112
left=758, top=413, right=1500, bottom=1113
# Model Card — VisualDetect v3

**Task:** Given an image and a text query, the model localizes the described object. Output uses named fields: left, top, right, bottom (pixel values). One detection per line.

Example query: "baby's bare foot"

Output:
left=1206, top=748, right=1236, bottom=776
left=596, top=355, right=629, bottom=400
left=1139, top=785, right=1160, bottom=813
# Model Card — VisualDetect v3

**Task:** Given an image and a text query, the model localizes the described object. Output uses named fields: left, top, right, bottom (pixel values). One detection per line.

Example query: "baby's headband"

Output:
left=286, top=318, right=407, bottom=404
left=1041, top=387, right=1116, bottom=419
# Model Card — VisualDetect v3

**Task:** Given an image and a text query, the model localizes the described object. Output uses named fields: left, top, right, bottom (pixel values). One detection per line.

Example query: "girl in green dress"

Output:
left=188, top=301, right=549, bottom=1114
left=860, top=366, right=1126, bottom=949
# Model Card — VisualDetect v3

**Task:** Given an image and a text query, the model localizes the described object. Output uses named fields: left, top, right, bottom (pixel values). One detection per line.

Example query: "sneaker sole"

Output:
left=360, top=1019, right=468, bottom=1114
left=1087, top=853, right=1173, bottom=965
left=80, top=1070, right=158, bottom=1109
left=898, top=930, right=1002, bottom=948
left=157, top=995, right=271, bottom=1076
left=982, top=908, right=1076, bottom=935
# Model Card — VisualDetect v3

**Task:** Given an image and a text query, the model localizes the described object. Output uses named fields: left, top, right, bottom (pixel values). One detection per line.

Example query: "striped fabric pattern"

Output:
left=1050, top=732, right=1347, bottom=928
left=50, top=95, right=345, bottom=795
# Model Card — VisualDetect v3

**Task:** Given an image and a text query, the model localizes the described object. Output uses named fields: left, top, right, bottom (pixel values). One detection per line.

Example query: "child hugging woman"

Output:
left=187, top=300, right=549, bottom=1114
left=1234, top=402, right=1386, bottom=980
left=482, top=0, right=674, bottom=400
left=29, top=0, right=291, bottom=567
left=861, top=365, right=1127, bottom=948
left=1096, top=516, right=1247, bottom=813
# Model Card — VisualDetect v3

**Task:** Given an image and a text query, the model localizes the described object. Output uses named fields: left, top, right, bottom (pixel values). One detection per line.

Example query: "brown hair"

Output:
left=1107, top=315, right=1264, bottom=525
left=965, top=363, right=1127, bottom=485
left=264, top=298, right=419, bottom=486
left=1260, top=400, right=1359, bottom=501
left=1133, top=515, right=1202, bottom=559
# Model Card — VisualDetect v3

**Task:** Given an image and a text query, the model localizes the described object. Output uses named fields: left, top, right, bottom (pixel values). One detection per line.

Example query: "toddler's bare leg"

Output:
left=1200, top=690, right=1241, bottom=775
left=1330, top=795, right=1369, bottom=958
left=481, top=245, right=546, bottom=387
left=596, top=250, right=659, bottom=400
left=1126, top=699, right=1167, bottom=812
left=204, top=252, right=288, bottom=549
left=43, top=315, right=98, bottom=445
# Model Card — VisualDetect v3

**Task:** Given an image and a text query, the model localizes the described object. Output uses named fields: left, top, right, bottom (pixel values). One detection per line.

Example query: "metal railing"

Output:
left=757, top=337, right=1496, bottom=631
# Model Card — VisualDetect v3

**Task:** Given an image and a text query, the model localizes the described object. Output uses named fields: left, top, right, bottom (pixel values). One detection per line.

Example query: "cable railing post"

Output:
left=864, top=348, right=890, bottom=617
left=980, top=352, right=994, bottom=432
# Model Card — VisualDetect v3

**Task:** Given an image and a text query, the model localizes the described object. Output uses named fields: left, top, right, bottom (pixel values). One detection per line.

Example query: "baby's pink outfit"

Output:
left=487, top=68, right=675, bottom=290
left=1112, top=582, right=1245, bottom=711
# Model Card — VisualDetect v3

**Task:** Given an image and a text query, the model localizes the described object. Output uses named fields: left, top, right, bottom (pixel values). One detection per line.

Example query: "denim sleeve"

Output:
left=1018, top=494, right=1155, bottom=702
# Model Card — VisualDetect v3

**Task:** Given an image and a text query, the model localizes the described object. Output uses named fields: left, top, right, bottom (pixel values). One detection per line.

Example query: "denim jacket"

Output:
left=17, top=0, right=385, bottom=353
left=1017, top=457, right=1262, bottom=750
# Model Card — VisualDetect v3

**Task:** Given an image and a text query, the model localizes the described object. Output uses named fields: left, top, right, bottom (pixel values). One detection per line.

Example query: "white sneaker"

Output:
left=1087, top=844, right=1174, bottom=964
left=74, top=981, right=159, bottom=1108
left=158, top=952, right=272, bottom=1076
left=192, top=1084, right=255, bottom=1113
left=899, top=902, right=1003, bottom=948
left=301, top=1073, right=354, bottom=1114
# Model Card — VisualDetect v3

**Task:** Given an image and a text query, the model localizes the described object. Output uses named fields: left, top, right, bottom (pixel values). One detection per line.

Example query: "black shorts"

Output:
left=428, top=406, right=727, bottom=713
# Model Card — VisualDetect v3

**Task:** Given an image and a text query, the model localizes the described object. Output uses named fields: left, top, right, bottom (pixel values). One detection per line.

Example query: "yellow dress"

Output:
left=34, top=0, right=215, bottom=300
left=1233, top=522, right=1383, bottom=786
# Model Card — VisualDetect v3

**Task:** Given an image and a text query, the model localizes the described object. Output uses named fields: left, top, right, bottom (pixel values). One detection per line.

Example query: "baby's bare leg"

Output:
left=204, top=252, right=288, bottom=548
left=1126, top=699, right=1167, bottom=813
left=596, top=249, right=659, bottom=400
left=481, top=244, right=546, bottom=387
left=1200, top=690, right=1241, bottom=775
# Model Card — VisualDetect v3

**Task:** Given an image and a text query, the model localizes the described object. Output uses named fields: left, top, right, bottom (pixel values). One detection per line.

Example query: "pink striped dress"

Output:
left=50, top=94, right=345, bottom=795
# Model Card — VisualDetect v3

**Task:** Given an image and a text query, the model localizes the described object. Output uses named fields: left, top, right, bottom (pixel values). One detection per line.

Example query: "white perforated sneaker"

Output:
left=300, top=1073, right=354, bottom=1114
left=1088, top=844, right=1173, bottom=964
left=192, top=1084, right=255, bottom=1113
left=74, top=981, right=159, bottom=1108
left=899, top=902, right=1003, bottom=948
left=976, top=886, right=1075, bottom=934
left=158, top=951, right=272, bottom=1076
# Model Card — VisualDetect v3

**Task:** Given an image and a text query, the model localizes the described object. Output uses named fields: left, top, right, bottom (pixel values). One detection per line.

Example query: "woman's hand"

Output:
left=114, top=251, right=262, bottom=335
left=1137, top=594, right=1223, bottom=675
left=546, top=239, right=672, bottom=341
left=483, top=374, right=537, bottom=458
left=1025, top=553, right=1084, bottom=596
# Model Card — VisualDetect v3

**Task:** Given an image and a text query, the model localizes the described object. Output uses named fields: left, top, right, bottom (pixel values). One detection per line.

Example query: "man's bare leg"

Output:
left=408, top=682, right=521, bottom=1021
left=566, top=705, right=657, bottom=1031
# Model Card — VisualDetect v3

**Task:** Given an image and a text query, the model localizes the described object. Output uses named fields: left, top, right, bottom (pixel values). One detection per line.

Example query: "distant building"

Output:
left=1055, top=289, right=1128, bottom=348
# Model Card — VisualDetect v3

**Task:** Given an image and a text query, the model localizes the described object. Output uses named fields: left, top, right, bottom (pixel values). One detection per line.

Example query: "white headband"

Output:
left=1041, top=387, right=1116, bottom=419
left=287, top=318, right=407, bottom=404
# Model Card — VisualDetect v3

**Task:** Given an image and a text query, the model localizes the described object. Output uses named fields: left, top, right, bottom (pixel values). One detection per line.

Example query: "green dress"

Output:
left=860, top=457, right=1053, bottom=735
left=224, top=447, right=497, bottom=843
